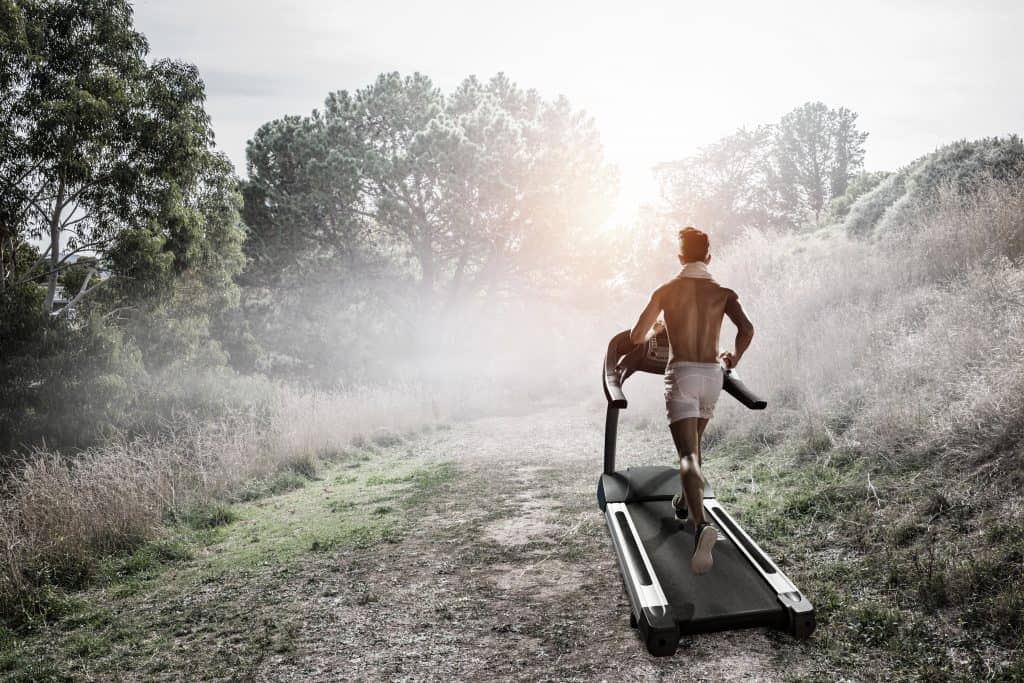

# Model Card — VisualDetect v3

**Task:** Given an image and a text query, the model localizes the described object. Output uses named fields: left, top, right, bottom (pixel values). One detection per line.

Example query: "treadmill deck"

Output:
left=598, top=465, right=814, bottom=653
left=626, top=499, right=786, bottom=633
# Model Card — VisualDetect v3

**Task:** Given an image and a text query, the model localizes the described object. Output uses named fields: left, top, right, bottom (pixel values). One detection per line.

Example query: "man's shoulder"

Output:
left=655, top=277, right=737, bottom=295
left=653, top=279, right=679, bottom=297
left=698, top=277, right=738, bottom=298
left=718, top=282, right=738, bottom=298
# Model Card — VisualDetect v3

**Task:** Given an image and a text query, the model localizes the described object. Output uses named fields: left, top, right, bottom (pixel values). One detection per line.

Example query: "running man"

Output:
left=628, top=227, right=755, bottom=574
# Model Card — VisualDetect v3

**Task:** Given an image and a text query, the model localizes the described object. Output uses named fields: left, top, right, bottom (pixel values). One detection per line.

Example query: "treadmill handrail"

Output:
left=603, top=330, right=633, bottom=408
left=603, top=328, right=768, bottom=411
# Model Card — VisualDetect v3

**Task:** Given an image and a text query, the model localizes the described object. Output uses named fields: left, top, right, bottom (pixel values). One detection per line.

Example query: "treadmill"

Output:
left=598, top=329, right=815, bottom=656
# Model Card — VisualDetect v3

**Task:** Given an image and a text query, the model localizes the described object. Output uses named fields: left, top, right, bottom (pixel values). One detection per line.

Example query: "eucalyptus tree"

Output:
left=0, top=0, right=245, bottom=448
left=0, top=0, right=242, bottom=319
left=656, top=102, right=868, bottom=233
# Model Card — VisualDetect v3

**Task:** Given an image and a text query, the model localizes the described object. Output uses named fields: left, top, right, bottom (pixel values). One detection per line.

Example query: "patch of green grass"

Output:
left=365, top=462, right=456, bottom=491
left=892, top=519, right=927, bottom=546
left=170, top=460, right=457, bottom=575
left=848, top=604, right=902, bottom=647
left=0, top=582, right=85, bottom=635
left=67, top=630, right=112, bottom=658
left=0, top=441, right=461, bottom=680
left=178, top=502, right=238, bottom=530
left=279, top=453, right=319, bottom=479
left=371, top=431, right=404, bottom=448
left=986, top=519, right=1024, bottom=544
left=102, top=536, right=194, bottom=581
left=235, top=470, right=310, bottom=501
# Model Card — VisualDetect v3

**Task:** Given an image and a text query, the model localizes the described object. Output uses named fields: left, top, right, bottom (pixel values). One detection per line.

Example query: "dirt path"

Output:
left=239, top=401, right=805, bottom=682
left=4, top=401, right=820, bottom=682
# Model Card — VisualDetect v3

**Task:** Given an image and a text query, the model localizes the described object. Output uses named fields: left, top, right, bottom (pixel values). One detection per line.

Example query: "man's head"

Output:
left=678, top=226, right=711, bottom=265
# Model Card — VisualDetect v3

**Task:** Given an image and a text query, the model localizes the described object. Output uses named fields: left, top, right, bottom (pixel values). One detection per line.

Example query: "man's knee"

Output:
left=678, top=452, right=701, bottom=476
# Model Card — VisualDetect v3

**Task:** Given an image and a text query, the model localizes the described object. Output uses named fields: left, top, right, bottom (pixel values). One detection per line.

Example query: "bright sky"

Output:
left=134, top=0, right=1024, bottom=222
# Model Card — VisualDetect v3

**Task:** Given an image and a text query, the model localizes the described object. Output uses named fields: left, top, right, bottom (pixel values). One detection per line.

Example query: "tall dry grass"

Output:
left=0, top=378, right=529, bottom=624
left=707, top=177, right=1024, bottom=472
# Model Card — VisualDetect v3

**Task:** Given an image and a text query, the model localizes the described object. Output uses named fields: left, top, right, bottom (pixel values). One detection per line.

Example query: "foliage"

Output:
left=0, top=285, right=145, bottom=450
left=656, top=101, right=868, bottom=236
left=0, top=0, right=245, bottom=449
left=239, top=72, right=617, bottom=381
left=844, top=135, right=1024, bottom=238
left=655, top=126, right=774, bottom=243
left=820, top=170, right=890, bottom=224
left=770, top=102, right=868, bottom=224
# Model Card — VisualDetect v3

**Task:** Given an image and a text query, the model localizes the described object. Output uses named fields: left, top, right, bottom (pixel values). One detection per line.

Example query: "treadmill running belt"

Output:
left=627, top=500, right=786, bottom=633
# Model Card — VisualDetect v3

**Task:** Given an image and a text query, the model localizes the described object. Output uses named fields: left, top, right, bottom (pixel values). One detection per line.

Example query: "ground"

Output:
left=1, top=401, right=1020, bottom=681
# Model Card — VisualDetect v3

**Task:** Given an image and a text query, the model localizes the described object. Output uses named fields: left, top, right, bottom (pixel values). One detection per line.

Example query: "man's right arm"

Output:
left=722, top=292, right=754, bottom=369
left=629, top=287, right=663, bottom=346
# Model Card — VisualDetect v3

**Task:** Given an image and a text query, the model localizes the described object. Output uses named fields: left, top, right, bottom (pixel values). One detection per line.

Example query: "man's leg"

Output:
left=696, top=418, right=710, bottom=467
left=669, top=417, right=705, bottom=527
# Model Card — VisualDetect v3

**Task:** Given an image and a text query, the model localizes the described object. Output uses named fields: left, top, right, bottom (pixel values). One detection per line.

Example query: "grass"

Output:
left=0, top=383, right=463, bottom=625
left=698, top=429, right=1024, bottom=682
left=0, top=445, right=457, bottom=681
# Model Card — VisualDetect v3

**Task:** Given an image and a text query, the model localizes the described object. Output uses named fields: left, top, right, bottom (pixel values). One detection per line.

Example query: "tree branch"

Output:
left=12, top=246, right=104, bottom=287
left=52, top=269, right=109, bottom=317
left=59, top=211, right=92, bottom=230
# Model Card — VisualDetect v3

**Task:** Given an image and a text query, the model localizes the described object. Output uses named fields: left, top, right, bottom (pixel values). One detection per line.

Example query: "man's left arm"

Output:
left=629, top=289, right=663, bottom=345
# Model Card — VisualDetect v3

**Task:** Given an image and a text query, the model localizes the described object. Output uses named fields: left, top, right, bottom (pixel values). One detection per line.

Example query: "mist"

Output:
left=3, top=2, right=1024, bottom=679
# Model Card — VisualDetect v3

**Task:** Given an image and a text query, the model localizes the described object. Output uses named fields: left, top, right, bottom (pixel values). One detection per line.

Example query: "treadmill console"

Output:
left=618, top=328, right=672, bottom=379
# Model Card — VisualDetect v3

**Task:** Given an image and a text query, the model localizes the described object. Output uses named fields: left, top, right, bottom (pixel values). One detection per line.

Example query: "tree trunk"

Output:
left=445, top=247, right=470, bottom=311
left=0, top=233, right=7, bottom=294
left=43, top=179, right=65, bottom=314
left=416, top=237, right=435, bottom=295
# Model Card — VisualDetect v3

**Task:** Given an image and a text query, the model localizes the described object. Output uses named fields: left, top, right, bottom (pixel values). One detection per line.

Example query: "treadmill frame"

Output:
left=599, top=330, right=815, bottom=655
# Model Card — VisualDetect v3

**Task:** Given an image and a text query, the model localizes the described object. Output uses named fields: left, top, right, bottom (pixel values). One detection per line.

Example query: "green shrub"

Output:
left=843, top=136, right=1024, bottom=239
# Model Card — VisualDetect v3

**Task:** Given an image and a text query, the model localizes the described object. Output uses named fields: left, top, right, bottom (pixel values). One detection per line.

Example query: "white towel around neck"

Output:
left=678, top=261, right=713, bottom=279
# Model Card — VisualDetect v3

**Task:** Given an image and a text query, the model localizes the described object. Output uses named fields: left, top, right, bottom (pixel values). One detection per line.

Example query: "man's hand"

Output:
left=718, top=351, right=739, bottom=369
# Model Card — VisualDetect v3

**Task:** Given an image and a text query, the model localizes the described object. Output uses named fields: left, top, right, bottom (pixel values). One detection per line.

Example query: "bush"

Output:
left=711, top=175, right=1024, bottom=476
left=822, top=170, right=891, bottom=224
left=843, top=136, right=1024, bottom=238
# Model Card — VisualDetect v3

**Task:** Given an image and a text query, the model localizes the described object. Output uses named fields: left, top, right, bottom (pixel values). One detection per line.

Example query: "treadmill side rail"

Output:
left=704, top=499, right=816, bottom=639
left=605, top=503, right=668, bottom=610
left=604, top=502, right=686, bottom=656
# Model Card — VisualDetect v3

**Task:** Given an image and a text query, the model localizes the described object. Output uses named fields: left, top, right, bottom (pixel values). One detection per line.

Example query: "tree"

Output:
left=656, top=102, right=868, bottom=234
left=239, top=72, right=616, bottom=380
left=0, top=0, right=246, bottom=448
left=654, top=126, right=773, bottom=242
left=770, top=102, right=867, bottom=224
left=0, top=0, right=235, bottom=317
left=315, top=72, right=616, bottom=302
left=241, top=113, right=365, bottom=289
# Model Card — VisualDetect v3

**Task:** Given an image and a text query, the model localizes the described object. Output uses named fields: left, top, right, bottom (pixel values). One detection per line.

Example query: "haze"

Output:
left=133, top=0, right=1024, bottom=221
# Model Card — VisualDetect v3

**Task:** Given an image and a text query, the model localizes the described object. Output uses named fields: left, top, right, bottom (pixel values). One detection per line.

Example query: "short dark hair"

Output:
left=678, top=226, right=709, bottom=262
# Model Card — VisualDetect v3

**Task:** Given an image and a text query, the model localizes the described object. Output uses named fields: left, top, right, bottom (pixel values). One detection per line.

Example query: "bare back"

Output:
left=658, top=277, right=736, bottom=365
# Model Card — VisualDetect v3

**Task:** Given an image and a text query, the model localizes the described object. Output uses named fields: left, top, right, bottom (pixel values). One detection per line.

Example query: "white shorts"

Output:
left=664, top=361, right=723, bottom=423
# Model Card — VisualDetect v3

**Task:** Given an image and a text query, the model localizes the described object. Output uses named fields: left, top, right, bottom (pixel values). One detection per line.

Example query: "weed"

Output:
left=371, top=431, right=404, bottom=448
left=179, top=503, right=238, bottom=530
left=278, top=453, right=318, bottom=480
left=235, top=471, right=309, bottom=501
left=849, top=604, right=902, bottom=647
